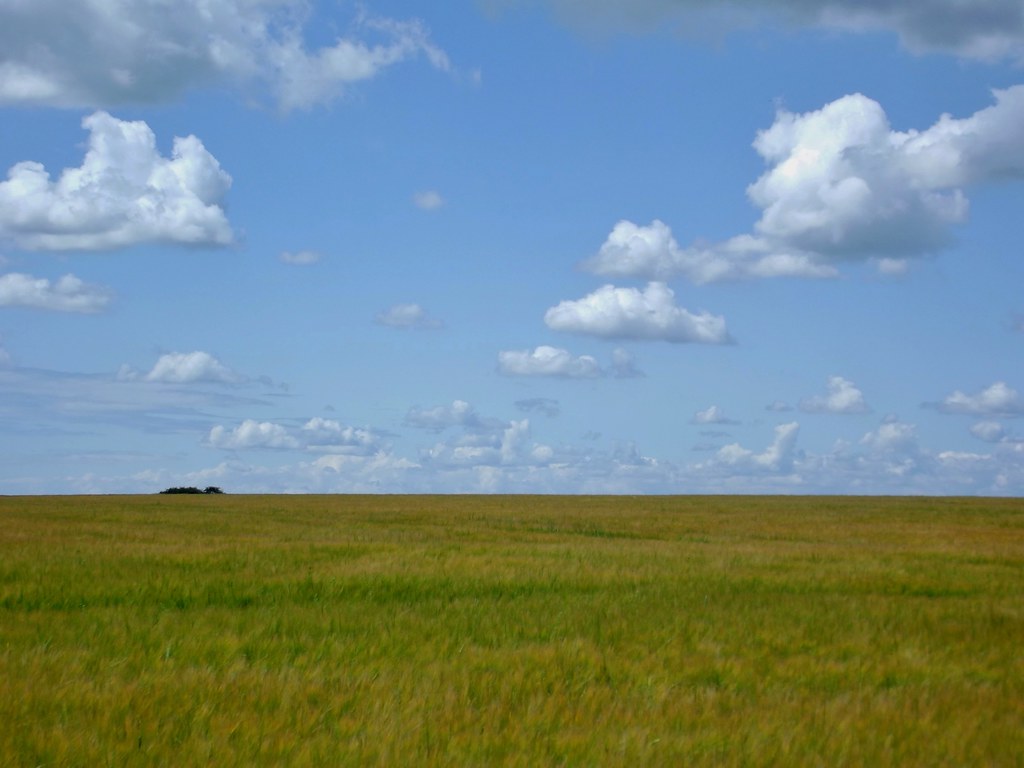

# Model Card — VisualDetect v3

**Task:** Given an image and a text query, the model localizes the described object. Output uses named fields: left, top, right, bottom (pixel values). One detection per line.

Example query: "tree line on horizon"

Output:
left=159, top=486, right=224, bottom=495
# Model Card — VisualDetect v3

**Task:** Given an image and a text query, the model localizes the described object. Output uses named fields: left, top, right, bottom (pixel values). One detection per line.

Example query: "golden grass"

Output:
left=1, top=494, right=1022, bottom=766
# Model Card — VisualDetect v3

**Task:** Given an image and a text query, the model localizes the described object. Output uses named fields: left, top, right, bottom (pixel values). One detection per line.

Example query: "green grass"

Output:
left=1, top=494, right=1022, bottom=766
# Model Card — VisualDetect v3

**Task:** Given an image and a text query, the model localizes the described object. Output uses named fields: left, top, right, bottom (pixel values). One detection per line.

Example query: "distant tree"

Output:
left=157, top=489, right=226, bottom=495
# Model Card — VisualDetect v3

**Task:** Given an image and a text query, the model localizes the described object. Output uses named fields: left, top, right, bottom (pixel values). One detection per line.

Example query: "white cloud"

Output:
left=581, top=219, right=836, bottom=284
left=939, top=381, right=1024, bottom=415
left=420, top=417, right=551, bottom=470
left=860, top=421, right=918, bottom=453
left=0, top=112, right=232, bottom=251
left=518, top=1, right=1024, bottom=62
left=692, top=405, right=738, bottom=425
left=709, top=422, right=800, bottom=473
left=970, top=421, right=1008, bottom=443
left=375, top=303, right=443, bottom=329
left=800, top=376, right=870, bottom=414
left=205, top=416, right=385, bottom=454
left=207, top=420, right=299, bottom=450
left=279, top=250, right=321, bottom=265
left=583, top=88, right=1024, bottom=282
left=544, top=282, right=731, bottom=344
left=120, top=351, right=242, bottom=385
left=300, top=418, right=385, bottom=455
left=413, top=190, right=445, bottom=210
left=405, top=400, right=491, bottom=431
left=0, top=3, right=450, bottom=110
left=0, top=272, right=112, bottom=313
left=497, top=345, right=602, bottom=378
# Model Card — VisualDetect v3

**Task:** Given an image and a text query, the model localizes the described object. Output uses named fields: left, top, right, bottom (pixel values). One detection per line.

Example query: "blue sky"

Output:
left=1, top=0, right=1023, bottom=494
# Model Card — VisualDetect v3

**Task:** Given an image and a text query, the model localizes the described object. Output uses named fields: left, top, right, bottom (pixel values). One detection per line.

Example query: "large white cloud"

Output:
left=513, top=0, right=1024, bottom=61
left=544, top=282, right=731, bottom=344
left=938, top=381, right=1024, bottom=416
left=0, top=112, right=232, bottom=251
left=799, top=376, right=870, bottom=414
left=0, top=2, right=450, bottom=110
left=497, top=346, right=602, bottom=378
left=584, top=87, right=1024, bottom=282
left=0, top=272, right=112, bottom=313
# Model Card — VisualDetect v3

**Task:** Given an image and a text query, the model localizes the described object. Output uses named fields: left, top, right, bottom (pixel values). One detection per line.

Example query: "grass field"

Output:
left=1, top=494, right=1022, bottom=766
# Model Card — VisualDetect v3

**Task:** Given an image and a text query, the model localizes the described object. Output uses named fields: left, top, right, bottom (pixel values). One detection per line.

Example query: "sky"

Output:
left=1, top=0, right=1023, bottom=495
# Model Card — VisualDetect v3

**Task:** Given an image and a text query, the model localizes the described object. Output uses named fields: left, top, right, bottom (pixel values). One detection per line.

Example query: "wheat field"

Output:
left=1, top=494, right=1022, bottom=766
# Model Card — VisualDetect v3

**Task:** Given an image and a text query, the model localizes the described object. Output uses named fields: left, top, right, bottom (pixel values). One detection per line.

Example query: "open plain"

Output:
left=1, top=494, right=1022, bottom=766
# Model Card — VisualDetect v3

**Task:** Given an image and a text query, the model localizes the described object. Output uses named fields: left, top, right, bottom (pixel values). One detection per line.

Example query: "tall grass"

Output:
left=1, top=495, right=1022, bottom=766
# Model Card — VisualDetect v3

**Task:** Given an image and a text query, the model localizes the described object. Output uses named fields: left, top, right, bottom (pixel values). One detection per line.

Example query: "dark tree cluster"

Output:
left=159, top=486, right=224, bottom=495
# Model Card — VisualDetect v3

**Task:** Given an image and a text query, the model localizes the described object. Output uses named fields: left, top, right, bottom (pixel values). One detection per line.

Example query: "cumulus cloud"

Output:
left=420, top=418, right=551, bottom=469
left=938, top=381, right=1024, bottom=415
left=692, top=405, right=738, bottom=425
left=207, top=420, right=299, bottom=450
left=279, top=250, right=321, bottom=265
left=800, top=376, right=870, bottom=414
left=0, top=272, right=112, bottom=313
left=0, top=3, right=450, bottom=110
left=0, top=112, right=232, bottom=251
left=583, top=88, right=1024, bottom=282
left=544, top=282, right=731, bottom=344
left=207, top=416, right=385, bottom=454
left=497, top=345, right=602, bottom=378
left=511, top=0, right=1024, bottom=62
left=860, top=420, right=918, bottom=453
left=120, top=351, right=243, bottom=385
left=710, top=422, right=800, bottom=473
left=581, top=219, right=836, bottom=284
left=300, top=418, right=386, bottom=455
left=413, top=190, right=445, bottom=210
left=375, top=303, right=443, bottom=329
